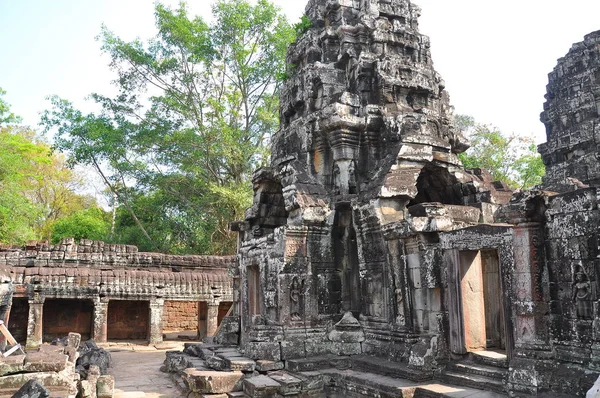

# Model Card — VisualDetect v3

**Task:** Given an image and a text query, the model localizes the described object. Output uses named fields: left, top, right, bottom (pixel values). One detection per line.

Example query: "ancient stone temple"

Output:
left=0, top=239, right=233, bottom=349
left=216, top=2, right=600, bottom=396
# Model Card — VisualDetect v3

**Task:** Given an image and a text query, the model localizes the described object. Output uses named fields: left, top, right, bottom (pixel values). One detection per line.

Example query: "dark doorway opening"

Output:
left=43, top=299, right=93, bottom=342
left=8, top=298, right=29, bottom=343
left=107, top=300, right=149, bottom=340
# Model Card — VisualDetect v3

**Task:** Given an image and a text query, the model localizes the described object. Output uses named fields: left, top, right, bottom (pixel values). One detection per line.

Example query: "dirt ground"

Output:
left=106, top=343, right=187, bottom=398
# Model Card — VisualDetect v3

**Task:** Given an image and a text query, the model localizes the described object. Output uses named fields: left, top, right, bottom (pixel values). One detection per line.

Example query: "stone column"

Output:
left=508, top=223, right=551, bottom=395
left=206, top=302, right=220, bottom=337
left=92, top=298, right=109, bottom=343
left=148, top=298, right=164, bottom=344
left=26, top=295, right=44, bottom=349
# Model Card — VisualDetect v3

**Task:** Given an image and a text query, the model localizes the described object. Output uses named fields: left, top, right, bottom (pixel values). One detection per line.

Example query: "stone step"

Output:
left=471, top=350, right=508, bottom=369
left=440, top=370, right=506, bottom=394
left=414, top=384, right=508, bottom=398
left=352, top=355, right=434, bottom=382
left=286, top=355, right=351, bottom=372
left=447, top=361, right=507, bottom=380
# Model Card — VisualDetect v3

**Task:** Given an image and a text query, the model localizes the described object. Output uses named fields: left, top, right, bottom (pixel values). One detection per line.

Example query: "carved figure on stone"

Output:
left=290, top=276, right=305, bottom=321
left=333, top=163, right=341, bottom=194
left=348, top=159, right=357, bottom=194
left=573, top=267, right=592, bottom=320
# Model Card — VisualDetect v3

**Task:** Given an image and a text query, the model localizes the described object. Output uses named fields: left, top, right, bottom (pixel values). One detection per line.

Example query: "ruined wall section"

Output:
left=542, top=188, right=600, bottom=394
left=540, top=30, right=600, bottom=190
left=0, top=239, right=234, bottom=302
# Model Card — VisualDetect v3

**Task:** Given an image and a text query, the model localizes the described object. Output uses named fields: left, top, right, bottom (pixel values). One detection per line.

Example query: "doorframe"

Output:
left=446, top=247, right=513, bottom=359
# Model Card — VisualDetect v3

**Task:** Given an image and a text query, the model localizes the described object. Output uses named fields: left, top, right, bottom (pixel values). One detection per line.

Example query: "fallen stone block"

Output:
left=206, top=355, right=227, bottom=371
left=224, top=357, right=255, bottom=372
left=268, top=371, right=302, bottom=396
left=78, top=380, right=94, bottom=398
left=11, top=379, right=50, bottom=398
left=183, top=369, right=244, bottom=394
left=96, top=374, right=115, bottom=398
left=243, top=375, right=281, bottom=398
left=255, top=360, right=284, bottom=373
left=67, top=333, right=81, bottom=350
left=0, top=354, right=25, bottom=376
left=25, top=350, right=69, bottom=373
left=76, top=346, right=111, bottom=377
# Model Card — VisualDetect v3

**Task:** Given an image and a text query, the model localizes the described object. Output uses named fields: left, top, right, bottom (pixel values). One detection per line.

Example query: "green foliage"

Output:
left=42, top=0, right=296, bottom=255
left=0, top=88, right=21, bottom=125
left=294, top=15, right=312, bottom=36
left=0, top=89, right=103, bottom=245
left=457, top=115, right=545, bottom=189
left=51, top=208, right=111, bottom=244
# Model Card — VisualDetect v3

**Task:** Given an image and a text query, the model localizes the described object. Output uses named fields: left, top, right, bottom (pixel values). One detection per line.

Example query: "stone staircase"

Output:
left=440, top=350, right=508, bottom=394
left=163, top=344, right=510, bottom=397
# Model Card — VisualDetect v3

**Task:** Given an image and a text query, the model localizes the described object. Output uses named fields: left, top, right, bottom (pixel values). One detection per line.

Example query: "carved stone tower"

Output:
left=234, top=0, right=512, bottom=368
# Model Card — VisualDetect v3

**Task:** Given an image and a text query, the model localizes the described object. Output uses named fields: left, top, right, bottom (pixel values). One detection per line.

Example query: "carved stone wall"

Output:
left=540, top=30, right=600, bottom=189
left=0, top=239, right=234, bottom=348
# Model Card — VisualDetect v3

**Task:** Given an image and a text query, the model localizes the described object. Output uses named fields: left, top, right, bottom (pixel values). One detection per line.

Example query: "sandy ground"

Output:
left=106, top=342, right=188, bottom=398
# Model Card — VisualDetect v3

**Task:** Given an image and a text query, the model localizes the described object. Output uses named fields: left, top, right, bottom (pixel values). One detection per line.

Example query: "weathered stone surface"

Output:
left=76, top=342, right=111, bottom=377
left=96, top=375, right=115, bottom=398
left=243, top=375, right=280, bottom=398
left=11, top=379, right=50, bottom=398
left=182, top=369, right=243, bottom=394
left=24, top=350, right=68, bottom=373
left=328, top=312, right=365, bottom=343
left=0, top=354, right=25, bottom=376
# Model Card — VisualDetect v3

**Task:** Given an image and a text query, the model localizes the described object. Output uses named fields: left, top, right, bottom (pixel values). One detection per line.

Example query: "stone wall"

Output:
left=163, top=301, right=199, bottom=332
left=0, top=239, right=235, bottom=348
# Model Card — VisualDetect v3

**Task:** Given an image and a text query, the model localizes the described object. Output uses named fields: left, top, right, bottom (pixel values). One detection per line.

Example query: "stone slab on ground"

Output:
left=243, top=375, right=281, bottom=397
left=183, top=370, right=243, bottom=394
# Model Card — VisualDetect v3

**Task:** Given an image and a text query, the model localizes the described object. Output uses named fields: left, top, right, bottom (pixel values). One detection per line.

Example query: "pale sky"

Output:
left=1, top=0, right=600, bottom=144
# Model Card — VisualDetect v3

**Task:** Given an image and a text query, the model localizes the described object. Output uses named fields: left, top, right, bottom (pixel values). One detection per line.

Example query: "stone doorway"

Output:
left=43, top=299, right=93, bottom=342
left=449, top=249, right=506, bottom=354
left=8, top=298, right=28, bottom=343
left=107, top=300, right=149, bottom=341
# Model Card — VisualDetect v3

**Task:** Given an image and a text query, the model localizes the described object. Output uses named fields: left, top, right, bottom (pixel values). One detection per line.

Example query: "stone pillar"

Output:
left=93, top=298, right=109, bottom=343
left=508, top=223, right=551, bottom=395
left=148, top=298, right=164, bottom=344
left=206, top=302, right=220, bottom=337
left=26, top=295, right=44, bottom=349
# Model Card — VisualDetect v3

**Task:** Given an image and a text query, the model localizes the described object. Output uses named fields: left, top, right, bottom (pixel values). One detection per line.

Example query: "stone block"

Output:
left=78, top=380, right=94, bottom=398
left=243, top=375, right=281, bottom=398
left=224, top=357, right=256, bottom=372
left=243, top=342, right=281, bottom=361
left=96, top=375, right=114, bottom=398
left=183, top=369, right=244, bottom=394
left=68, top=332, right=81, bottom=349
left=255, top=360, right=284, bottom=372
left=206, top=355, right=227, bottom=371
left=25, top=351, right=68, bottom=373
left=268, top=371, right=302, bottom=395
left=0, top=354, right=26, bottom=376
left=12, top=379, right=51, bottom=398
left=280, top=340, right=306, bottom=360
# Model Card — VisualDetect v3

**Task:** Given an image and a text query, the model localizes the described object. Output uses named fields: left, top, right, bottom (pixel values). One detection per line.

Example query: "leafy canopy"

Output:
left=457, top=115, right=545, bottom=190
left=42, top=1, right=297, bottom=254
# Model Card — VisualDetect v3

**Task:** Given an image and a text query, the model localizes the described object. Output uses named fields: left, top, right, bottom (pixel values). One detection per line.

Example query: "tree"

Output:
left=0, top=89, right=105, bottom=244
left=42, top=0, right=295, bottom=254
left=51, top=208, right=110, bottom=244
left=456, top=115, right=545, bottom=189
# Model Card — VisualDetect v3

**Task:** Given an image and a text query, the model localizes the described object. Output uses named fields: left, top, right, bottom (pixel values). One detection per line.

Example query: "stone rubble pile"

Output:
left=0, top=333, right=114, bottom=398
left=161, top=342, right=505, bottom=397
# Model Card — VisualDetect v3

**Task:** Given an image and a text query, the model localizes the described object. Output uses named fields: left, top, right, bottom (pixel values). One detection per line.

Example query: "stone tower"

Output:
left=233, top=0, right=512, bottom=369
left=540, top=30, right=600, bottom=189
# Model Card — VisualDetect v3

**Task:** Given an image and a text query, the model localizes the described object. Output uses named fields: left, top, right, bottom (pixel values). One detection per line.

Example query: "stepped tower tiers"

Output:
left=540, top=30, right=600, bottom=190
left=231, top=0, right=513, bottom=375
